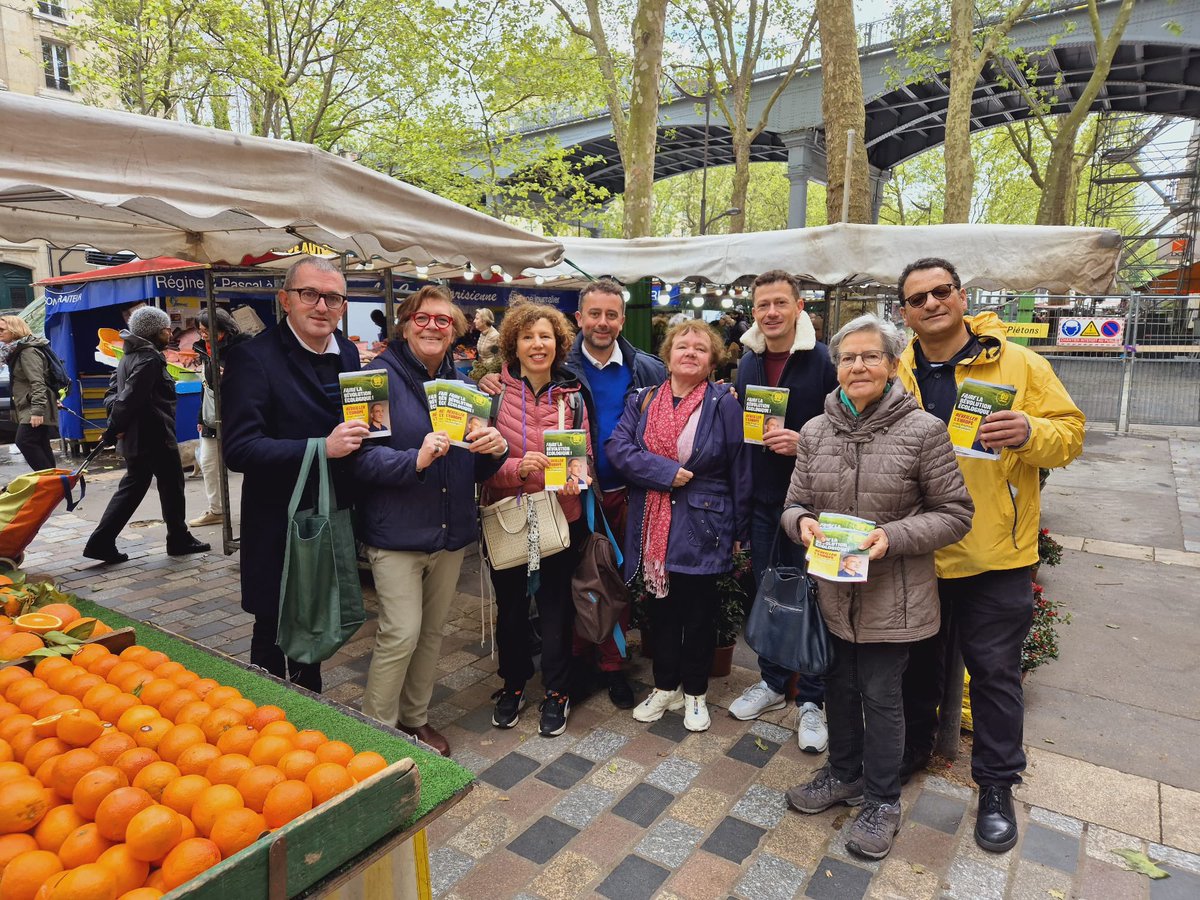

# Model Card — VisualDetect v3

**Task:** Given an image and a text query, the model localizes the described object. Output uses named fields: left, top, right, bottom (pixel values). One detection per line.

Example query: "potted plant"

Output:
left=1033, top=528, right=1064, bottom=582
left=1021, top=582, right=1070, bottom=673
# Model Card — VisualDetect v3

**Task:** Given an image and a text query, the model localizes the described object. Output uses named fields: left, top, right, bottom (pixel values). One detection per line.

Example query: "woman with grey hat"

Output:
left=83, top=305, right=211, bottom=564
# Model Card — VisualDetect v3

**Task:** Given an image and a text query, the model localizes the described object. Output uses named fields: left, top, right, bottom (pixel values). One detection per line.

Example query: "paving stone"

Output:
left=527, top=850, right=601, bottom=900
left=613, top=783, right=674, bottom=827
left=449, top=747, right=492, bottom=775
left=633, top=817, right=704, bottom=868
left=443, top=783, right=501, bottom=823
left=429, top=846, right=475, bottom=897
left=588, top=756, right=645, bottom=793
left=429, top=682, right=456, bottom=707
left=1161, top=784, right=1200, bottom=855
left=1020, top=822, right=1079, bottom=873
left=662, top=850, right=741, bottom=900
left=445, top=810, right=516, bottom=860
left=735, top=851, right=808, bottom=900
left=645, top=755, right=701, bottom=794
left=865, top=857, right=940, bottom=900
left=803, top=855, right=873, bottom=900
left=750, top=719, right=794, bottom=744
left=456, top=703, right=500, bottom=734
left=672, top=731, right=735, bottom=766
left=908, top=789, right=966, bottom=836
left=889, top=821, right=955, bottom=871
left=700, top=815, right=766, bottom=864
left=920, top=774, right=974, bottom=802
left=725, top=732, right=780, bottom=768
left=1149, top=843, right=1200, bottom=876
left=1152, top=864, right=1200, bottom=900
left=646, top=712, right=690, bottom=742
left=595, top=854, right=670, bottom=900
left=536, top=752, right=594, bottom=790
left=552, top=784, right=615, bottom=829
left=479, top=752, right=541, bottom=790
left=1010, top=860, right=1073, bottom=900
left=438, top=664, right=488, bottom=691
left=764, top=811, right=831, bottom=870
left=572, top=727, right=631, bottom=762
left=671, top=787, right=732, bottom=829
left=1028, top=805, right=1084, bottom=836
left=944, top=856, right=1007, bottom=900
left=506, top=815, right=579, bottom=865
left=731, top=783, right=788, bottom=829
left=517, top=732, right=579, bottom=763
left=1086, top=824, right=1146, bottom=862
left=1078, top=857, right=1149, bottom=900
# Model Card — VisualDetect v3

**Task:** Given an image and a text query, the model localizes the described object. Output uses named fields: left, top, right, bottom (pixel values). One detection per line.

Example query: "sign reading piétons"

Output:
left=1000, top=322, right=1049, bottom=338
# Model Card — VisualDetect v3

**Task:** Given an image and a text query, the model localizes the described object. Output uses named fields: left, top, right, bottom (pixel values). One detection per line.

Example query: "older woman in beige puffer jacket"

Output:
left=780, top=314, right=973, bottom=862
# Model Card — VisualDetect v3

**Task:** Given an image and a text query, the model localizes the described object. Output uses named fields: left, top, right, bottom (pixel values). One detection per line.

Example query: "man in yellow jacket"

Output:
left=896, top=257, right=1084, bottom=854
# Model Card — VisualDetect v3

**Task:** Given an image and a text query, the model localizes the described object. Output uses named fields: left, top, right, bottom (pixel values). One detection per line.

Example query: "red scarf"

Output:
left=641, top=380, right=707, bottom=597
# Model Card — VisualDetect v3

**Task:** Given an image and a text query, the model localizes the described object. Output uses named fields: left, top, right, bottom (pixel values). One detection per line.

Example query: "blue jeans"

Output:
left=750, top=501, right=824, bottom=706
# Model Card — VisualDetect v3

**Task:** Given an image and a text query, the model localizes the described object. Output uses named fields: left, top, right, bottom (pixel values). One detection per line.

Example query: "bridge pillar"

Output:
left=869, top=167, right=892, bottom=224
left=783, top=131, right=825, bottom=229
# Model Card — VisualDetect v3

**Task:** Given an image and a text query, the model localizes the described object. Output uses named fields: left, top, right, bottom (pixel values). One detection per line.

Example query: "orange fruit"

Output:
left=35, top=695, right=81, bottom=723
left=4, top=679, right=47, bottom=706
left=115, top=706, right=157, bottom=736
left=261, top=780, right=312, bottom=830
left=247, top=736, right=291, bottom=768
left=0, top=762, right=31, bottom=784
left=88, top=733, right=136, bottom=767
left=214, top=726, right=259, bottom=757
left=32, top=606, right=79, bottom=628
left=31, top=659, right=70, bottom=682
left=30, top=705, right=76, bottom=741
left=71, top=767, right=129, bottom=819
left=124, top=805, right=182, bottom=863
left=22, top=739, right=68, bottom=775
left=131, top=719, right=172, bottom=752
left=131, top=762, right=180, bottom=805
left=159, top=838, right=220, bottom=890
left=54, top=710, right=104, bottom=748
left=187, top=679, right=218, bottom=700
left=0, top=738, right=11, bottom=764
left=244, top=706, right=287, bottom=732
left=70, top=645, right=111, bottom=670
left=171, top=701, right=212, bottom=728
left=0, top=833, right=39, bottom=871
left=117, top=889, right=163, bottom=900
left=209, top=807, right=266, bottom=859
left=94, top=787, right=155, bottom=842
left=0, top=705, right=19, bottom=728
left=0, top=848, right=62, bottom=900
left=43, top=668, right=86, bottom=697
left=159, top=774, right=210, bottom=818
left=56, top=822, right=115, bottom=867
left=174, top=743, right=221, bottom=778
left=49, top=748, right=102, bottom=799
left=18, top=690, right=57, bottom=718
left=135, top=653, right=167, bottom=672
left=95, top=844, right=149, bottom=896
left=143, top=868, right=166, bottom=891
left=97, top=696, right=139, bottom=728
left=0, top=714, right=35, bottom=744
left=277, top=750, right=319, bottom=782
left=201, top=686, right=241, bottom=710
left=115, top=671, right=152, bottom=697
left=154, top=724, right=205, bottom=765
left=168, top=669, right=199, bottom=689
left=305, top=763, right=354, bottom=805
left=116, top=647, right=150, bottom=663
left=314, top=741, right=354, bottom=767
left=80, top=684, right=120, bottom=715
left=258, top=721, right=298, bottom=740
left=7, top=729, right=40, bottom=767
left=31, top=805, right=86, bottom=853
left=134, top=680, right=176, bottom=711
left=103, top=663, right=145, bottom=690
left=155, top=690, right=198, bottom=723
left=188, top=785, right=243, bottom=838
left=0, top=667, right=32, bottom=692
left=32, top=757, right=57, bottom=790
left=61, top=673, right=104, bottom=701
left=11, top=614, right=60, bottom=636
left=176, top=815, right=196, bottom=843
left=347, top=751, right=388, bottom=783
left=112, top=749, right=159, bottom=784
left=149, top=661, right=183, bottom=680
left=199, top=709, right=244, bottom=745
left=220, top=698, right=257, bottom=721
left=204, top=754, right=253, bottom=788
left=86, top=657, right=120, bottom=680
left=235, top=766, right=285, bottom=814
left=43, top=861, right=116, bottom=900
left=0, top=633, right=44, bottom=660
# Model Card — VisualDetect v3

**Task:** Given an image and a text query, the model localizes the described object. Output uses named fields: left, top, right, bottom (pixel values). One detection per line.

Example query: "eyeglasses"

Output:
left=287, top=288, right=347, bottom=310
left=410, top=312, right=453, bottom=330
left=901, top=283, right=956, bottom=308
left=836, top=350, right=887, bottom=368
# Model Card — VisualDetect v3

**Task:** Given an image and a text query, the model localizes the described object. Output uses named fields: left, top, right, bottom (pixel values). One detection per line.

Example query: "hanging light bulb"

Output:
left=691, top=297, right=704, bottom=308
left=535, top=275, right=545, bottom=285
left=720, top=297, right=733, bottom=309
left=501, top=271, right=513, bottom=283
left=661, top=281, right=672, bottom=292
left=462, top=265, right=475, bottom=281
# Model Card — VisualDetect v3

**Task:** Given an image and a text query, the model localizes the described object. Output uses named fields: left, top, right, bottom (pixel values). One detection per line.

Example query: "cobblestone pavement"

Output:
left=14, top=448, right=1200, bottom=900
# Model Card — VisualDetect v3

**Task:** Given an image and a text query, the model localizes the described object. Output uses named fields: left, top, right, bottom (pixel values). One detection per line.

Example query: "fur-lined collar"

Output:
left=739, top=311, right=816, bottom=355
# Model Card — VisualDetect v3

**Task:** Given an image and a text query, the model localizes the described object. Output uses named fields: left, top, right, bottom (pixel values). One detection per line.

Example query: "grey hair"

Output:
left=475, top=307, right=495, bottom=326
left=282, top=255, right=344, bottom=291
left=828, top=314, right=907, bottom=362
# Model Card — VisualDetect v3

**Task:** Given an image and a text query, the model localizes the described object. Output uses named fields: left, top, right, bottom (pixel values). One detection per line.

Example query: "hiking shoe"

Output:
left=539, top=691, right=570, bottom=737
left=846, top=801, right=902, bottom=859
left=729, top=680, right=786, bottom=720
left=975, top=785, right=1018, bottom=852
left=797, top=702, right=829, bottom=754
left=491, top=686, right=526, bottom=728
left=605, top=671, right=636, bottom=709
left=188, top=510, right=224, bottom=527
left=786, top=765, right=865, bottom=814
left=683, top=693, right=710, bottom=732
left=632, top=687, right=684, bottom=723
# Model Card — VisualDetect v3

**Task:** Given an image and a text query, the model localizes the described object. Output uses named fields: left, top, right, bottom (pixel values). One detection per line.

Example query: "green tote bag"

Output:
left=277, top=438, right=365, bottom=665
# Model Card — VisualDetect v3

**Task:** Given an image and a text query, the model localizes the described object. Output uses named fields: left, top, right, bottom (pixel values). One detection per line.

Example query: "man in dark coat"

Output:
left=222, top=257, right=369, bottom=691
left=84, top=306, right=211, bottom=564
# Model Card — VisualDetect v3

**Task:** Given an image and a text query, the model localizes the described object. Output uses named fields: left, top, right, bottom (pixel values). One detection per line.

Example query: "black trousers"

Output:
left=250, top=617, right=322, bottom=693
left=15, top=423, right=55, bottom=471
left=491, top=520, right=584, bottom=695
left=649, top=572, right=719, bottom=696
left=827, top=635, right=910, bottom=804
left=87, top=447, right=188, bottom=549
left=903, top=567, right=1034, bottom=787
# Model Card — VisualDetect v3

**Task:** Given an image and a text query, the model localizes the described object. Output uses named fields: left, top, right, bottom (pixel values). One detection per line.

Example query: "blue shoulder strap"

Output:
left=586, top=489, right=623, bottom=567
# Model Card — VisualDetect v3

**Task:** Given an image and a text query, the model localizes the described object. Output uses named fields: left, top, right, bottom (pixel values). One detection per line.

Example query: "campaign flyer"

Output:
left=339, top=369, right=390, bottom=438
left=743, top=385, right=789, bottom=445
left=806, top=513, right=874, bottom=582
left=543, top=429, right=588, bottom=491
left=948, top=378, right=1017, bottom=459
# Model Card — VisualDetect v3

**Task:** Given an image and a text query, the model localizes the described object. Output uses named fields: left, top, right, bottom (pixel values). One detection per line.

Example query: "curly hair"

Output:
left=397, top=284, right=468, bottom=338
left=498, top=302, right=575, bottom=369
left=658, top=320, right=726, bottom=372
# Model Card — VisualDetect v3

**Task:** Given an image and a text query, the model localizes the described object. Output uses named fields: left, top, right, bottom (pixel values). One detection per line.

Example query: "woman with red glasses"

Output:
left=351, top=284, right=509, bottom=757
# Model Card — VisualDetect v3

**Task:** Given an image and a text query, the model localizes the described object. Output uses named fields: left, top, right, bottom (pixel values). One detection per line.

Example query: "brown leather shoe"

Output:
left=398, top=722, right=450, bottom=757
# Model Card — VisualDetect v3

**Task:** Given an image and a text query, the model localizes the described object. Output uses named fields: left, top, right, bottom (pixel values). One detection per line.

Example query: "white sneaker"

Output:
left=683, top=693, right=710, bottom=732
left=797, top=702, right=829, bottom=753
left=728, top=680, right=786, bottom=721
left=188, top=510, right=224, bottom=527
left=632, top=687, right=684, bottom=723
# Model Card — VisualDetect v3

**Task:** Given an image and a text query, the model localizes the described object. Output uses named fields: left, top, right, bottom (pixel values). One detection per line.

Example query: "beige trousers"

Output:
left=361, top=545, right=465, bottom=728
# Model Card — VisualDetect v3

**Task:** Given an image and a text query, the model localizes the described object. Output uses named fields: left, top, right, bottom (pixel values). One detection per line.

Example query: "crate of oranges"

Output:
left=0, top=636, right=423, bottom=899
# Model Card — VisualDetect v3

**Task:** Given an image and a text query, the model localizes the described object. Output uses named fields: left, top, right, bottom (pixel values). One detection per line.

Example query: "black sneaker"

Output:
left=605, top=671, right=635, bottom=709
left=539, top=690, right=570, bottom=737
left=491, top=686, right=525, bottom=728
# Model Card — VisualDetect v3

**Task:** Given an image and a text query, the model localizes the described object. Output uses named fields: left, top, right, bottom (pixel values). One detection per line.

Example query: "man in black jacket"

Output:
left=84, top=306, right=210, bottom=564
left=731, top=270, right=838, bottom=752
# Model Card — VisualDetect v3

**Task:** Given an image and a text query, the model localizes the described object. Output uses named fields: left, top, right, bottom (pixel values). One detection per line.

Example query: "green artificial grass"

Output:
left=70, top=597, right=473, bottom=823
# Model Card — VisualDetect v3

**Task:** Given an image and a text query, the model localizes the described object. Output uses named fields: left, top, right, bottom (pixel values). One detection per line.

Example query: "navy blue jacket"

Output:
left=607, top=382, right=751, bottom=579
left=222, top=324, right=361, bottom=617
left=352, top=343, right=503, bottom=553
left=565, top=333, right=666, bottom=447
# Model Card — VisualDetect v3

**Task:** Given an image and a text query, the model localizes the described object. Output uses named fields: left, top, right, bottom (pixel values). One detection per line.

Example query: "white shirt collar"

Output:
left=286, top=318, right=340, bottom=355
left=581, top=339, right=624, bottom=369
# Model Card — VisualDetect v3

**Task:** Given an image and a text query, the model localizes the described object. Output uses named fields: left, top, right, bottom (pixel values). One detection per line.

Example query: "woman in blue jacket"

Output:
left=352, top=285, right=508, bottom=756
left=607, top=320, right=751, bottom=732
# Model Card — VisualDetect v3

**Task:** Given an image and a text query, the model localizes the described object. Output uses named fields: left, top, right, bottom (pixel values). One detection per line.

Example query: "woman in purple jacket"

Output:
left=607, top=320, right=751, bottom=732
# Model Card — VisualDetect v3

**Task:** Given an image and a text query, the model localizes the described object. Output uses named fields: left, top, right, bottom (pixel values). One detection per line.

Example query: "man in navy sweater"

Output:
left=731, top=270, right=838, bottom=752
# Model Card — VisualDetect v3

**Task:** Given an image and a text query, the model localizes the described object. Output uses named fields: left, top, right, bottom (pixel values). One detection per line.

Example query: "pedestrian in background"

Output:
left=0, top=315, right=58, bottom=471
left=190, top=308, right=249, bottom=528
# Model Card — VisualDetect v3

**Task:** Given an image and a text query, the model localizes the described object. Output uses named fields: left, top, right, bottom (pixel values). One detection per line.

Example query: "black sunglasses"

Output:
left=902, top=283, right=957, bottom=308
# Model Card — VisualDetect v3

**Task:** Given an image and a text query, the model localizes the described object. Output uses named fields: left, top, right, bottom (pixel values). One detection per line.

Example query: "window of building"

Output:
left=41, top=41, right=71, bottom=92
left=37, top=0, right=67, bottom=18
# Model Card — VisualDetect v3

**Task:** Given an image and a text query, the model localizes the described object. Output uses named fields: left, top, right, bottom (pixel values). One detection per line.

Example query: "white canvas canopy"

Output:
left=529, top=223, right=1122, bottom=294
left=0, top=93, right=563, bottom=272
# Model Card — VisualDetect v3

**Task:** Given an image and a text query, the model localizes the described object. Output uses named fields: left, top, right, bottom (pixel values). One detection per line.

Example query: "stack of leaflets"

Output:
left=806, top=513, right=874, bottom=583
left=743, top=385, right=790, bottom=444
left=339, top=370, right=391, bottom=439
left=423, top=379, right=494, bottom=447
left=948, top=378, right=1017, bottom=459
left=543, top=430, right=588, bottom=491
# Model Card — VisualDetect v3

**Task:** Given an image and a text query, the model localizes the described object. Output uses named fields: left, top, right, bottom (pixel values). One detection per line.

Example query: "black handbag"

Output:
left=744, top=525, right=834, bottom=676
